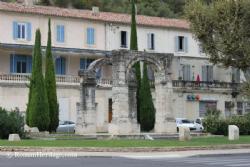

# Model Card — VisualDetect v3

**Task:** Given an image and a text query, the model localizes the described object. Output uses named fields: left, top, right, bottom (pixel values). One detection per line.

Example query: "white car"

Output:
left=176, top=118, right=204, bottom=132
left=56, top=121, right=75, bottom=133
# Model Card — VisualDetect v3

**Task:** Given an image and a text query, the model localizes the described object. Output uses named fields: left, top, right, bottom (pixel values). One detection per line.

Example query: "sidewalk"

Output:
left=0, top=149, right=250, bottom=159
left=0, top=147, right=250, bottom=159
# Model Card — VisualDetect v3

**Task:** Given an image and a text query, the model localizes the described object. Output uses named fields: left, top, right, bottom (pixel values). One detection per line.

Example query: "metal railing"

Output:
left=96, top=79, right=112, bottom=87
left=0, top=74, right=115, bottom=88
left=172, top=80, right=240, bottom=90
left=0, top=74, right=79, bottom=85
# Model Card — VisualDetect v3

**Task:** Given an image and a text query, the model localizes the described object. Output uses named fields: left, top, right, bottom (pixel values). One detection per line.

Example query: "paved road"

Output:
left=0, top=154, right=250, bottom=167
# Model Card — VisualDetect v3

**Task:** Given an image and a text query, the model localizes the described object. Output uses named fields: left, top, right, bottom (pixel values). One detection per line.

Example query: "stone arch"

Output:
left=76, top=50, right=176, bottom=135
left=87, top=57, right=112, bottom=73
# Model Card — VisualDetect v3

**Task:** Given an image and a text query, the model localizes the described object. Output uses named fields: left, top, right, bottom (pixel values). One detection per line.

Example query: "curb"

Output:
left=1, top=144, right=250, bottom=153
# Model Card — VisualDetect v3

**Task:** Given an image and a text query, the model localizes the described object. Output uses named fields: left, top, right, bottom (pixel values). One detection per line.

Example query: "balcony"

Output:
left=0, top=74, right=80, bottom=86
left=172, top=80, right=240, bottom=92
left=0, top=74, right=113, bottom=88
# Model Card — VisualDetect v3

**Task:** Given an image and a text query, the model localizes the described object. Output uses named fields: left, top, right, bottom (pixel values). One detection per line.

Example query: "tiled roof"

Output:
left=0, top=2, right=190, bottom=30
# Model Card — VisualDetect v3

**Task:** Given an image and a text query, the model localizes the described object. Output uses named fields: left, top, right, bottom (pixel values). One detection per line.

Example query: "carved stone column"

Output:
left=154, top=72, right=176, bottom=134
left=75, top=70, right=97, bottom=134
left=109, top=51, right=140, bottom=134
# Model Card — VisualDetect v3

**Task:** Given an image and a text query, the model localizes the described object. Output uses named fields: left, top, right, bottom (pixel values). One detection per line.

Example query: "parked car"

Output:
left=195, top=117, right=204, bottom=132
left=176, top=118, right=204, bottom=132
left=56, top=121, right=75, bottom=133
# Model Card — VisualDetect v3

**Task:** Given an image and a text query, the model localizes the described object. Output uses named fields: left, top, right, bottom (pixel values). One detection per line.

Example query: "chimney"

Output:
left=92, top=6, right=100, bottom=16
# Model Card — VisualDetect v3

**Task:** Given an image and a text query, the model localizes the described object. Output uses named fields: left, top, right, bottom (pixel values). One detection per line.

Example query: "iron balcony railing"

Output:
left=172, top=80, right=240, bottom=90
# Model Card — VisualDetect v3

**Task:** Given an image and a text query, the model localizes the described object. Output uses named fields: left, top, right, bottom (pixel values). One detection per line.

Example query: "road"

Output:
left=0, top=154, right=250, bottom=167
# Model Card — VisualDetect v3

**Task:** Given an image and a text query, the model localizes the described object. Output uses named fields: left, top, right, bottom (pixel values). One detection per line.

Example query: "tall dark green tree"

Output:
left=45, top=19, right=59, bottom=132
left=139, top=63, right=155, bottom=131
left=130, top=0, right=141, bottom=123
left=26, top=30, right=37, bottom=126
left=29, top=29, right=50, bottom=131
left=130, top=0, right=155, bottom=131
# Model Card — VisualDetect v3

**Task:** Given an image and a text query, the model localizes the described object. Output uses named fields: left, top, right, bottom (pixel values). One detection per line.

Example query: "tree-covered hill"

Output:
left=1, top=0, right=187, bottom=18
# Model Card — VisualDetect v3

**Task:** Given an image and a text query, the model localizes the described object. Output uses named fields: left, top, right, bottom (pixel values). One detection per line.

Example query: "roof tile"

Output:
left=0, top=2, right=190, bottom=29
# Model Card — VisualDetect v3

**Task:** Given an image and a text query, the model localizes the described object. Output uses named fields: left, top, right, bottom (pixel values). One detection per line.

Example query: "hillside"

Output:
left=1, top=0, right=187, bottom=18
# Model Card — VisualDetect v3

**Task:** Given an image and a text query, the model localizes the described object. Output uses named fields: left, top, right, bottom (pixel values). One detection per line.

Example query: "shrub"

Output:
left=204, top=109, right=250, bottom=136
left=0, top=107, right=24, bottom=139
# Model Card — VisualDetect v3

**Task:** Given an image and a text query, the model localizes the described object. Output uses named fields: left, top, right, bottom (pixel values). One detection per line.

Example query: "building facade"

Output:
left=0, top=2, right=248, bottom=133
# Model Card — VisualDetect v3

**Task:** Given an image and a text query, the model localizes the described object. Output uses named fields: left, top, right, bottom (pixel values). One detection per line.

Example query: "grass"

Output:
left=0, top=136, right=250, bottom=148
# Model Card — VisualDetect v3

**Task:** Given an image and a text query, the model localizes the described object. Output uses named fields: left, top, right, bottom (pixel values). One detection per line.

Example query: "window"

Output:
left=55, top=57, right=66, bottom=75
left=232, top=68, right=240, bottom=83
left=80, top=58, right=95, bottom=70
left=56, top=25, right=65, bottom=43
left=121, top=31, right=127, bottom=48
left=96, top=68, right=102, bottom=79
left=237, top=102, right=243, bottom=115
left=87, top=27, right=95, bottom=45
left=225, top=101, right=234, bottom=117
left=199, top=44, right=204, bottom=53
left=182, top=64, right=191, bottom=81
left=13, top=22, right=32, bottom=41
left=147, top=33, right=155, bottom=50
left=202, top=65, right=213, bottom=82
left=244, top=102, right=250, bottom=114
left=175, top=36, right=188, bottom=52
left=199, top=101, right=217, bottom=117
left=10, top=54, right=32, bottom=73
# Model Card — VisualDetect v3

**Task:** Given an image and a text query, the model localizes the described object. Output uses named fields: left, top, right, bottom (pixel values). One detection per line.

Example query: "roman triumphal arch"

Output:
left=75, top=50, right=177, bottom=135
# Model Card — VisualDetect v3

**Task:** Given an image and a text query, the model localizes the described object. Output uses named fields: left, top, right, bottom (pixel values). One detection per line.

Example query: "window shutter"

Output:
left=80, top=59, right=84, bottom=70
left=26, top=22, right=32, bottom=41
left=187, top=65, right=191, bottom=81
left=61, top=25, right=65, bottom=42
left=55, top=57, right=61, bottom=74
left=120, top=31, right=123, bottom=47
left=182, top=65, right=186, bottom=80
left=236, top=69, right=240, bottom=83
left=147, top=33, right=151, bottom=49
left=13, top=22, right=18, bottom=40
left=61, top=57, right=66, bottom=75
left=92, top=28, right=95, bottom=44
left=183, top=65, right=191, bottom=81
left=87, top=28, right=91, bottom=44
left=124, top=31, right=127, bottom=47
left=56, top=25, right=60, bottom=42
left=208, top=66, right=213, bottom=82
left=27, top=56, right=32, bottom=73
left=10, top=54, right=14, bottom=73
left=184, top=37, right=188, bottom=53
left=202, top=65, right=207, bottom=82
left=175, top=36, right=179, bottom=52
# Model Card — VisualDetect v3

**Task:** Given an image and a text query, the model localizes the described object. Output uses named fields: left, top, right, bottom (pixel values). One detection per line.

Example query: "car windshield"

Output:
left=181, top=119, right=192, bottom=123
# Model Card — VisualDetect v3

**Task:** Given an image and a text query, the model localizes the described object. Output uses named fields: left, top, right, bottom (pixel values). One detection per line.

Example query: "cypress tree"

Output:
left=45, top=19, right=59, bottom=132
left=29, top=29, right=50, bottom=131
left=140, top=63, right=155, bottom=131
left=130, top=0, right=141, bottom=123
left=26, top=36, right=37, bottom=126
left=130, top=0, right=138, bottom=51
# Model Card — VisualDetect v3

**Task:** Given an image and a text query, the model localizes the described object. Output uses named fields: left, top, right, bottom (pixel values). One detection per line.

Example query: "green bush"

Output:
left=204, top=109, right=250, bottom=136
left=0, top=107, right=24, bottom=139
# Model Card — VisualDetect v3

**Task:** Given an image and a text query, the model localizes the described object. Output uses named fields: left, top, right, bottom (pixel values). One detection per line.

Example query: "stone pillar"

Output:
left=109, top=52, right=140, bottom=135
left=179, top=127, right=191, bottom=141
left=75, top=70, right=97, bottom=135
left=228, top=125, right=239, bottom=141
left=154, top=73, right=176, bottom=134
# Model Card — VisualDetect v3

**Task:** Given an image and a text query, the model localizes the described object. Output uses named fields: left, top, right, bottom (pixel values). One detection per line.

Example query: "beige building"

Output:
left=0, top=1, right=248, bottom=133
